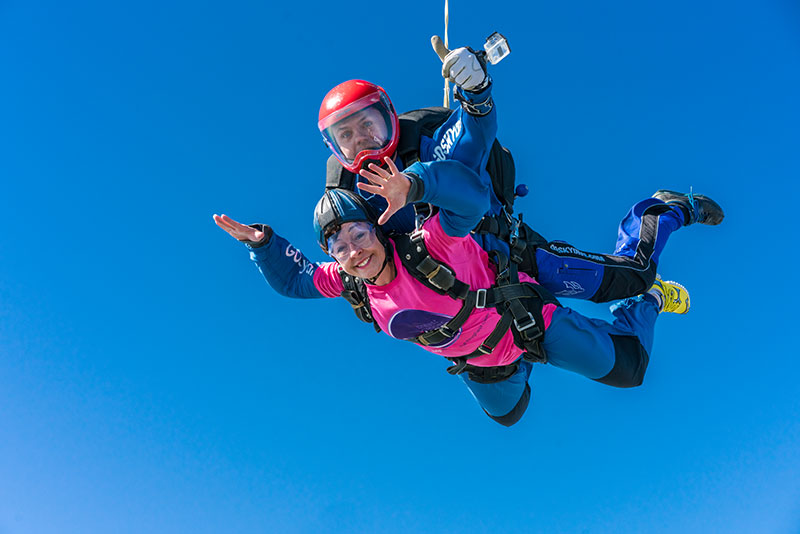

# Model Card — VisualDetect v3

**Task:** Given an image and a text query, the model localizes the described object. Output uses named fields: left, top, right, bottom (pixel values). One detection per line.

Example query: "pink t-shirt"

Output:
left=314, top=214, right=556, bottom=367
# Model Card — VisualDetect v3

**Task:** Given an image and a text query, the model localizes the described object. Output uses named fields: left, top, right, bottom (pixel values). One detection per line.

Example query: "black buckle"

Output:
left=446, top=358, right=468, bottom=375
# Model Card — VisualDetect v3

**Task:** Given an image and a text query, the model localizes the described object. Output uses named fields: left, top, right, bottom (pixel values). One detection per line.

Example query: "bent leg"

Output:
left=460, top=361, right=534, bottom=427
left=460, top=296, right=660, bottom=425
left=543, top=296, right=660, bottom=387
left=531, top=199, right=684, bottom=302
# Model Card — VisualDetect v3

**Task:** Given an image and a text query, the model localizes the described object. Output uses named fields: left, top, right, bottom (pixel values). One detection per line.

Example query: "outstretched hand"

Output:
left=357, top=157, right=412, bottom=225
left=213, top=213, right=266, bottom=243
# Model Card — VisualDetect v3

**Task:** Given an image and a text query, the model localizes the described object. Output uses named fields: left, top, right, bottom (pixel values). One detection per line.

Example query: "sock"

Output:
left=645, top=288, right=664, bottom=311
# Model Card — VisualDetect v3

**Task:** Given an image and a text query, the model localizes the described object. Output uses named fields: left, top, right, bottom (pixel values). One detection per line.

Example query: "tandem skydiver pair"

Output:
left=214, top=38, right=724, bottom=426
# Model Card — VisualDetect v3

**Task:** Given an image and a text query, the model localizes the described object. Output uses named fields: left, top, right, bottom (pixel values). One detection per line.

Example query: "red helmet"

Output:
left=318, top=80, right=400, bottom=173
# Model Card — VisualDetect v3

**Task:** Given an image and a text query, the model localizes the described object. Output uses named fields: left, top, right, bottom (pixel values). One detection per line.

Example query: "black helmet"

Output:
left=314, top=189, right=380, bottom=254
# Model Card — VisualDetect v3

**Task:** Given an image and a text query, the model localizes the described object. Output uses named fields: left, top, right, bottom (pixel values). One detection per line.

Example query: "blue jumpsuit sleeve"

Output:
left=247, top=233, right=325, bottom=299
left=406, top=159, right=490, bottom=237
left=419, top=80, right=497, bottom=174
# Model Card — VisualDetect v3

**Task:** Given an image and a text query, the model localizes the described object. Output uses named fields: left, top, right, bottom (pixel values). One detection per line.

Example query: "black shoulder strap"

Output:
left=326, top=154, right=357, bottom=191
left=397, top=107, right=454, bottom=167
left=393, top=233, right=470, bottom=300
left=338, top=267, right=380, bottom=332
left=486, top=139, right=517, bottom=213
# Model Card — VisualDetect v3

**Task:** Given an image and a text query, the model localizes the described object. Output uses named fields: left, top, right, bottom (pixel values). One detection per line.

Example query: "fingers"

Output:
left=215, top=214, right=242, bottom=231
left=358, top=165, right=389, bottom=184
left=441, top=48, right=463, bottom=79
left=357, top=171, right=380, bottom=186
left=377, top=206, right=396, bottom=226
left=213, top=214, right=235, bottom=232
left=356, top=182, right=381, bottom=195
left=359, top=158, right=402, bottom=184
left=213, top=213, right=256, bottom=241
left=383, top=156, right=401, bottom=175
left=431, top=35, right=450, bottom=61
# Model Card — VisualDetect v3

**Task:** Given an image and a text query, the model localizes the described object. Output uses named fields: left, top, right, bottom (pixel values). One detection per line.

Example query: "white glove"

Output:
left=441, top=47, right=487, bottom=91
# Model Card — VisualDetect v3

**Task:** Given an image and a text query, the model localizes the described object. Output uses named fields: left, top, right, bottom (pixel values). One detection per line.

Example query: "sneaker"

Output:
left=648, top=275, right=691, bottom=314
left=652, top=189, right=725, bottom=226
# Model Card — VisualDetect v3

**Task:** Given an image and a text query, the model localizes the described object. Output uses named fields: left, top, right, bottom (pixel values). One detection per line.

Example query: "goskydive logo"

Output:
left=432, top=120, right=463, bottom=161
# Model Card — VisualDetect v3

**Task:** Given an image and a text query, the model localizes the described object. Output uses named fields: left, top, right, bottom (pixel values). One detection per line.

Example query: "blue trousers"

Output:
left=461, top=198, right=683, bottom=426
left=462, top=295, right=660, bottom=426
left=474, top=198, right=684, bottom=302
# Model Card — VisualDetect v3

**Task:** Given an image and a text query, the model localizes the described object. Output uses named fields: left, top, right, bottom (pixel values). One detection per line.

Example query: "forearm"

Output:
left=452, top=80, right=497, bottom=168
left=455, top=77, right=495, bottom=117
left=423, top=81, right=497, bottom=174
left=247, top=232, right=325, bottom=299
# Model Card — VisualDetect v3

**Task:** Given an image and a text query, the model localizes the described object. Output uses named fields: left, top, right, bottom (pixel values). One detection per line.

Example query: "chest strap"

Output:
left=394, top=230, right=557, bottom=372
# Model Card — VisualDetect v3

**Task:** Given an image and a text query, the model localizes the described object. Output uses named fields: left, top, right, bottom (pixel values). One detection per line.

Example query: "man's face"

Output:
left=329, top=222, right=386, bottom=280
left=331, top=107, right=389, bottom=161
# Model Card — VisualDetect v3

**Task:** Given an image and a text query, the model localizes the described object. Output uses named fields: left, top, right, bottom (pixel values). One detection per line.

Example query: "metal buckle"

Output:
left=475, top=289, right=487, bottom=309
left=438, top=325, right=456, bottom=338
left=509, top=214, right=521, bottom=245
left=514, top=312, right=537, bottom=332
left=414, top=203, right=433, bottom=232
left=476, top=343, right=492, bottom=355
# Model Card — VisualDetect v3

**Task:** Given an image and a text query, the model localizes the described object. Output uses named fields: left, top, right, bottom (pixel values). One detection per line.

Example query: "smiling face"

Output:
left=328, top=221, right=393, bottom=284
left=329, top=107, right=390, bottom=161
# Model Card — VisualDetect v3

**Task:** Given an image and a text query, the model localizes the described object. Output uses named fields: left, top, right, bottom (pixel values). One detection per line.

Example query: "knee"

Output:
left=592, top=265, right=656, bottom=304
left=594, top=335, right=650, bottom=388
left=485, top=383, right=531, bottom=426
left=639, top=270, right=657, bottom=293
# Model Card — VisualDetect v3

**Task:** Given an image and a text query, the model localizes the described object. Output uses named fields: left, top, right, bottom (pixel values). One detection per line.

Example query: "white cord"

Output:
left=443, top=0, right=450, bottom=109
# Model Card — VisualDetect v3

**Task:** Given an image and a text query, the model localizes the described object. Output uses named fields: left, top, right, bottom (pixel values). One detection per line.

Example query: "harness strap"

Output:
left=472, top=216, right=502, bottom=237
left=395, top=232, right=470, bottom=300
left=412, top=291, right=478, bottom=346
left=339, top=269, right=381, bottom=333
left=464, top=361, right=520, bottom=384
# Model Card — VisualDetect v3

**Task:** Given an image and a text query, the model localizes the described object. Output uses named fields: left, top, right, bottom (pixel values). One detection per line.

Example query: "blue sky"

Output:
left=1, top=0, right=799, bottom=533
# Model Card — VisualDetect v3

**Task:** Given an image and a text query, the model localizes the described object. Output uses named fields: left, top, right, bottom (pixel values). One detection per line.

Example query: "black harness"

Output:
left=338, top=207, right=559, bottom=383
left=328, top=107, right=552, bottom=383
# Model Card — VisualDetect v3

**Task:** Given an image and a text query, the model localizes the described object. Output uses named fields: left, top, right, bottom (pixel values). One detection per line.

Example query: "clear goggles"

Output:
left=319, top=93, right=395, bottom=167
left=326, top=222, right=377, bottom=261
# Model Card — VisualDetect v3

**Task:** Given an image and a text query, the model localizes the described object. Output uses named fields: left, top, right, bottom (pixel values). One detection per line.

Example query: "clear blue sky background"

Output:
left=2, top=1, right=799, bottom=533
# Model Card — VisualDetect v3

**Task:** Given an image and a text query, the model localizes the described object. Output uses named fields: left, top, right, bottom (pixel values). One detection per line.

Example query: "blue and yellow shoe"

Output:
left=653, top=189, right=724, bottom=226
left=648, top=275, right=691, bottom=314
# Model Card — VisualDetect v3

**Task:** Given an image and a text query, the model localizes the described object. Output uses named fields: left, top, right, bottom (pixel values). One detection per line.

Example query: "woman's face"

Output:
left=328, top=222, right=388, bottom=281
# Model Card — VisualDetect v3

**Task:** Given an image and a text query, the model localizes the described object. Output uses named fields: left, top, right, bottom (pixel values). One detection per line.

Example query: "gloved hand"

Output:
left=440, top=46, right=488, bottom=92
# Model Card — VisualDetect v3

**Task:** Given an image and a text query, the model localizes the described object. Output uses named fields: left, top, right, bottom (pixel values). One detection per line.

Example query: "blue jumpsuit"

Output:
left=247, top=160, right=684, bottom=426
left=346, top=80, right=684, bottom=303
